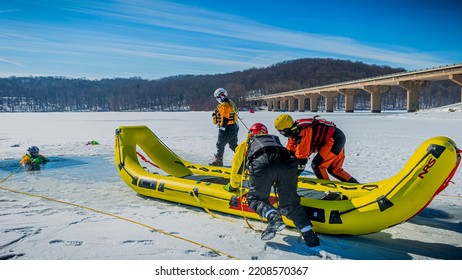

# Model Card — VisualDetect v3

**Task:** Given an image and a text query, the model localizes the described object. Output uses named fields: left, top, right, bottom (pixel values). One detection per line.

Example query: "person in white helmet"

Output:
left=210, top=88, right=239, bottom=166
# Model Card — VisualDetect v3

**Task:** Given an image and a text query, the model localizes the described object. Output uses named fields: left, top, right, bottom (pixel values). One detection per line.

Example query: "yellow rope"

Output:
left=191, top=188, right=240, bottom=224
left=239, top=185, right=261, bottom=232
left=238, top=158, right=262, bottom=233
left=0, top=167, right=21, bottom=183
left=191, top=189, right=219, bottom=218
left=0, top=184, right=239, bottom=259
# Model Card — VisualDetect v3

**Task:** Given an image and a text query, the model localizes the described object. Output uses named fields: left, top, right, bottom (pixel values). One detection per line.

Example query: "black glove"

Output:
left=297, top=158, right=308, bottom=175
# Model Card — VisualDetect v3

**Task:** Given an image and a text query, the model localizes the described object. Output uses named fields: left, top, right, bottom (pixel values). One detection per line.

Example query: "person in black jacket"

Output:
left=245, top=129, right=320, bottom=247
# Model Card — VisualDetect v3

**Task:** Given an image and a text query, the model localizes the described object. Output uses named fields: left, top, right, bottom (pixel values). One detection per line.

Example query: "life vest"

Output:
left=294, top=115, right=336, bottom=148
left=20, top=154, right=48, bottom=166
left=246, top=134, right=286, bottom=163
left=228, top=100, right=238, bottom=124
left=213, top=99, right=238, bottom=126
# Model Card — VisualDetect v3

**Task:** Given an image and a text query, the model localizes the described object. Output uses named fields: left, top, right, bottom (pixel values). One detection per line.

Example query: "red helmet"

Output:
left=249, top=123, right=268, bottom=137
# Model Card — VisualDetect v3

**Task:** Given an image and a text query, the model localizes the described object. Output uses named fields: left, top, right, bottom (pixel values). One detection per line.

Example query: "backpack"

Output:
left=294, top=115, right=336, bottom=147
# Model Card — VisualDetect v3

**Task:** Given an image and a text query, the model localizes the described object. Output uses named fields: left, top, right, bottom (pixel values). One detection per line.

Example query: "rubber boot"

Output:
left=302, top=229, right=320, bottom=247
left=261, top=211, right=286, bottom=241
left=209, top=155, right=223, bottom=166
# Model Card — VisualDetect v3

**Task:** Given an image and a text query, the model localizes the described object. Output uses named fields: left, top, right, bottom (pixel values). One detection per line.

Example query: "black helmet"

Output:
left=27, top=146, right=39, bottom=156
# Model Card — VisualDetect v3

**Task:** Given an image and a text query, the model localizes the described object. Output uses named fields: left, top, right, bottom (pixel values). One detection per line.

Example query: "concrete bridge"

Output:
left=247, top=63, right=462, bottom=113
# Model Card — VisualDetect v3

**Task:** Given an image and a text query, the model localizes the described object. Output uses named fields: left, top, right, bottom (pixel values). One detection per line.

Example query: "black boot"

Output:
left=209, top=154, right=223, bottom=166
left=302, top=229, right=320, bottom=247
left=261, top=212, right=286, bottom=241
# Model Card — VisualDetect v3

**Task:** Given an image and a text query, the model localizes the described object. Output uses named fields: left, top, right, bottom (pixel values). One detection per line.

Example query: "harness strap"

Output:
left=248, top=147, right=288, bottom=163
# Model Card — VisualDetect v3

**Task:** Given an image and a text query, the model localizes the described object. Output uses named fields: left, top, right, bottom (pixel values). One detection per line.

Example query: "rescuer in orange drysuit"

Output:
left=274, top=114, right=359, bottom=183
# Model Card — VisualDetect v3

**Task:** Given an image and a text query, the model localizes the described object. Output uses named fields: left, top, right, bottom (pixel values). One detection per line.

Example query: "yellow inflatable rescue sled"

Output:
left=114, top=125, right=461, bottom=235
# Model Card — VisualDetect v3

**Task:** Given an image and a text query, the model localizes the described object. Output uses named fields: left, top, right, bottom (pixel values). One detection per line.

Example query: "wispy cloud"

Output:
left=77, top=0, right=446, bottom=68
left=0, top=57, right=24, bottom=67
left=0, top=9, right=18, bottom=14
left=0, top=0, right=454, bottom=78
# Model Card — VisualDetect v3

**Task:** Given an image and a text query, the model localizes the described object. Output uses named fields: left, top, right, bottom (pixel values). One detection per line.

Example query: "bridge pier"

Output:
left=449, top=74, right=462, bottom=86
left=266, top=99, right=274, bottom=111
left=363, top=85, right=389, bottom=113
left=286, top=97, right=295, bottom=112
left=320, top=91, right=338, bottom=112
left=279, top=99, right=286, bottom=111
left=338, top=89, right=361, bottom=112
left=449, top=74, right=462, bottom=102
left=297, top=96, right=307, bottom=112
left=308, top=93, right=320, bottom=112
left=398, top=81, right=427, bottom=112
left=275, top=99, right=280, bottom=111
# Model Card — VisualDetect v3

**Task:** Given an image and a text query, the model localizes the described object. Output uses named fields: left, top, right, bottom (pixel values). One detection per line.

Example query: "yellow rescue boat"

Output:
left=114, top=125, right=461, bottom=235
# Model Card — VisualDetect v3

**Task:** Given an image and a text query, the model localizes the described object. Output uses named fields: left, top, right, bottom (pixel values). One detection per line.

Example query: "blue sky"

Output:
left=1, top=0, right=461, bottom=79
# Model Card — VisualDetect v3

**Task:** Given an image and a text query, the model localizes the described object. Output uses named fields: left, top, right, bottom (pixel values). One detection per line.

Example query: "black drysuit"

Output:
left=246, top=134, right=313, bottom=231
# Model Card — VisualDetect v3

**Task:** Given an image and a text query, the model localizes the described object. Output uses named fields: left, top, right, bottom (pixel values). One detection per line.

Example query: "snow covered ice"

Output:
left=0, top=107, right=461, bottom=264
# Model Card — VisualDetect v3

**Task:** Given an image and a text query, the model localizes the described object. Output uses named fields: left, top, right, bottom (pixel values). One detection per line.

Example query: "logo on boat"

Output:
left=418, top=158, right=436, bottom=179
left=229, top=195, right=278, bottom=212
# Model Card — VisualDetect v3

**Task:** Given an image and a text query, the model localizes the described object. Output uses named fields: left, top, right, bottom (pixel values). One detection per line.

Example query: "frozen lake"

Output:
left=0, top=110, right=461, bottom=262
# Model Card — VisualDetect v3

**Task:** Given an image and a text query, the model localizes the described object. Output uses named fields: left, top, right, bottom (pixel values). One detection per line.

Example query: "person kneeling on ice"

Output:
left=20, top=146, right=49, bottom=171
left=274, top=114, right=359, bottom=183
left=223, top=123, right=320, bottom=247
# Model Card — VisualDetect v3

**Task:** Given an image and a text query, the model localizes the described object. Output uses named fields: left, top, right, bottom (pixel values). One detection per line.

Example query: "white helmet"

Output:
left=214, top=88, right=228, bottom=103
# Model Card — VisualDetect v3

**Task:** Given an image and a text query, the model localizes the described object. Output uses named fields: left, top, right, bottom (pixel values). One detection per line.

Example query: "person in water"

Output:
left=20, top=146, right=49, bottom=171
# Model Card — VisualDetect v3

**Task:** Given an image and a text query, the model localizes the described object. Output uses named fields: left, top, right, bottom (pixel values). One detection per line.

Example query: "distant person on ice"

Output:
left=209, top=88, right=239, bottom=166
left=274, top=114, right=359, bottom=183
left=20, top=146, right=49, bottom=171
left=223, top=122, right=320, bottom=247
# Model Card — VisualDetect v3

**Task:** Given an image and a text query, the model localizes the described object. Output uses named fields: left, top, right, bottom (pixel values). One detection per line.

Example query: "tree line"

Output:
left=0, top=58, right=459, bottom=112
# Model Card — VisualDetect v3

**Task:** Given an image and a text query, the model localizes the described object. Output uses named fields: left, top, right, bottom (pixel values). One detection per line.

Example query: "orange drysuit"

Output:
left=286, top=124, right=357, bottom=183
